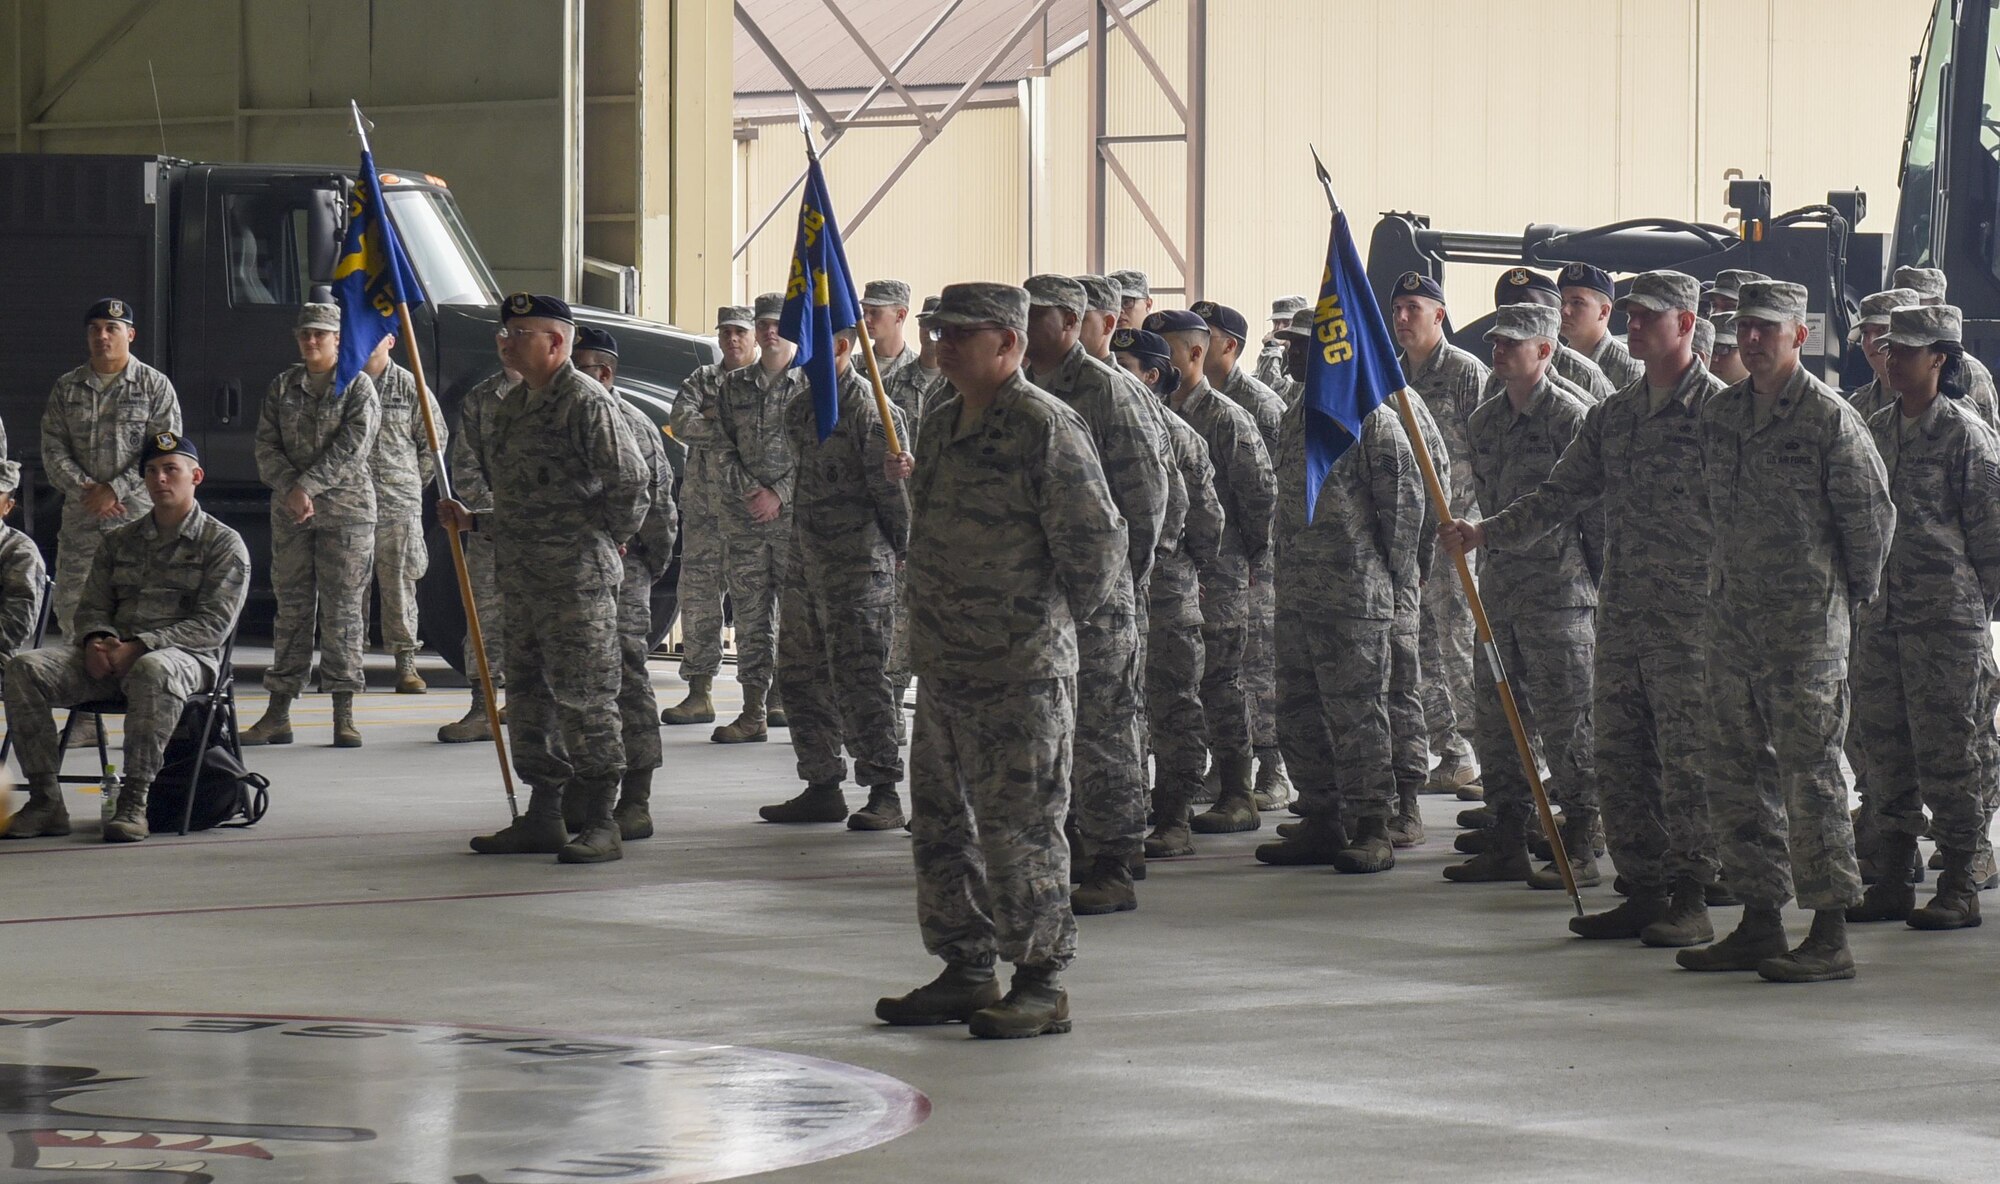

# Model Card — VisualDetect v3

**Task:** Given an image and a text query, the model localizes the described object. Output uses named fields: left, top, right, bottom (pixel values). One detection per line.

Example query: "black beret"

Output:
left=1494, top=268, right=1560, bottom=308
left=501, top=291, right=575, bottom=324
left=1558, top=262, right=1615, bottom=299
left=140, top=430, right=199, bottom=467
left=1110, top=327, right=1180, bottom=397
left=86, top=297, right=135, bottom=325
left=1392, top=271, right=1446, bottom=303
left=575, top=324, right=619, bottom=356
left=1142, top=309, right=1208, bottom=335
left=1189, top=300, right=1250, bottom=344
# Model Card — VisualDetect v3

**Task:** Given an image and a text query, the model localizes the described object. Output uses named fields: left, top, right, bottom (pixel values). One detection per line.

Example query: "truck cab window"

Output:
left=223, top=194, right=317, bottom=306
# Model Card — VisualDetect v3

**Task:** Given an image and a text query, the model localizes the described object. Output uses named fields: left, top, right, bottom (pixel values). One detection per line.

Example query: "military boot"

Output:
left=394, top=650, right=427, bottom=694
left=558, top=781, right=624, bottom=865
left=240, top=692, right=294, bottom=746
left=1847, top=831, right=1918, bottom=922
left=438, top=692, right=494, bottom=743
left=1453, top=828, right=1493, bottom=854
left=101, top=778, right=150, bottom=844
left=875, top=962, right=1002, bottom=1026
left=848, top=785, right=906, bottom=831
left=1457, top=805, right=1495, bottom=830
left=331, top=691, right=362, bottom=748
left=1758, top=910, right=1856, bottom=982
left=765, top=686, right=788, bottom=729
left=1071, top=853, right=1137, bottom=915
left=1571, top=886, right=1670, bottom=940
left=712, top=686, right=769, bottom=744
left=469, top=788, right=571, bottom=854
left=1640, top=876, right=1716, bottom=948
left=1333, top=815, right=1396, bottom=874
left=968, top=963, right=1071, bottom=1039
left=1254, top=814, right=1346, bottom=865
left=1193, top=756, right=1221, bottom=805
left=1423, top=757, right=1480, bottom=796
left=612, top=769, right=655, bottom=841
left=661, top=675, right=716, bottom=725
left=1144, top=783, right=1196, bottom=858
left=1908, top=848, right=1983, bottom=931
left=1971, top=845, right=1999, bottom=890
left=2, top=777, right=70, bottom=839
left=1189, top=752, right=1259, bottom=833
left=1443, top=813, right=1530, bottom=882
left=1675, top=906, right=1788, bottom=972
left=1252, top=747, right=1293, bottom=811
left=66, top=713, right=100, bottom=750
left=1528, top=811, right=1603, bottom=890
left=1386, top=787, right=1426, bottom=848
left=759, top=781, right=847, bottom=823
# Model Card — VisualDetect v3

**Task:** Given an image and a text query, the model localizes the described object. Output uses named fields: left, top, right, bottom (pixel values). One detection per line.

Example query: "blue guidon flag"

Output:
left=1301, top=206, right=1406, bottom=522
left=331, top=148, right=425, bottom=393
left=778, top=153, right=862, bottom=442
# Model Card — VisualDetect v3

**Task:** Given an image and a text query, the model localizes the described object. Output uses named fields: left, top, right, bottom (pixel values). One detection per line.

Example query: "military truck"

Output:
left=0, top=153, right=717, bottom=667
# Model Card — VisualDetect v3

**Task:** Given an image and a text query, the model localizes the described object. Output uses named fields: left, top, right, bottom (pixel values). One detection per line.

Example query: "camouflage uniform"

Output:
left=450, top=373, right=512, bottom=686
left=666, top=362, right=733, bottom=682
left=1552, top=343, right=1617, bottom=403
left=6, top=504, right=249, bottom=788
left=1405, top=338, right=1489, bottom=774
left=1584, top=334, right=1645, bottom=389
left=1480, top=357, right=1727, bottom=890
left=1466, top=373, right=1602, bottom=824
left=366, top=362, right=443, bottom=656
left=254, top=366, right=381, bottom=697
left=1852, top=396, right=2000, bottom=865
left=0, top=523, right=45, bottom=657
left=906, top=369, right=1126, bottom=972
left=1026, top=342, right=1169, bottom=862
left=1271, top=402, right=1423, bottom=822
left=777, top=365, right=910, bottom=788
left=615, top=399, right=679, bottom=777
left=712, top=362, right=805, bottom=696
left=40, top=360, right=182, bottom=635
left=879, top=352, right=942, bottom=700
left=1700, top=363, right=1893, bottom=911
left=1171, top=377, right=1276, bottom=764
left=1148, top=408, right=1221, bottom=825
left=1387, top=390, right=1450, bottom=799
left=1220, top=366, right=1286, bottom=754
left=465, top=361, right=648, bottom=817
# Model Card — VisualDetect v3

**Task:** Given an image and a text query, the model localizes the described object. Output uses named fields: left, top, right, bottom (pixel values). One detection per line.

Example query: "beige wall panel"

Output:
left=34, top=0, right=236, bottom=123
left=242, top=0, right=561, bottom=109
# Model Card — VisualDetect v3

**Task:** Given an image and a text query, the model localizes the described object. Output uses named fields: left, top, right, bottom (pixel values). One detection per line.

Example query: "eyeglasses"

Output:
left=927, top=323, right=1006, bottom=344
left=495, top=326, right=555, bottom=341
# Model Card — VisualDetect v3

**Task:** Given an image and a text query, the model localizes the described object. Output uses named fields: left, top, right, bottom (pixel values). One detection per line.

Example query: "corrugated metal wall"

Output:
left=739, top=0, right=1932, bottom=316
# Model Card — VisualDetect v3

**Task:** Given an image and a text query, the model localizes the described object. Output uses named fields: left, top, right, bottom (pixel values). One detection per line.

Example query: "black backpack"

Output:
left=145, top=696, right=269, bottom=833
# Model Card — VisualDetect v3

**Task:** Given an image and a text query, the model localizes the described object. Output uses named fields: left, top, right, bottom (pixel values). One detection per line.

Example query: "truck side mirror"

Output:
left=306, top=186, right=344, bottom=288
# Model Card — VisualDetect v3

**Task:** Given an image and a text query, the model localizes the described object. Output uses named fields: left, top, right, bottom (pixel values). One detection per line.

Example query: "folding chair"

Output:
left=55, top=622, right=246, bottom=836
left=0, top=574, right=55, bottom=765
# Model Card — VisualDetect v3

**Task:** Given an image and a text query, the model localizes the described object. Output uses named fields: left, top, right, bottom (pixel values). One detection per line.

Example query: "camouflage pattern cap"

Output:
left=1734, top=280, right=1809, bottom=325
left=716, top=305, right=755, bottom=330
left=1276, top=306, right=1315, bottom=340
left=1890, top=266, right=1948, bottom=304
left=1108, top=269, right=1151, bottom=299
left=753, top=292, right=785, bottom=322
left=1847, top=288, right=1920, bottom=343
left=1711, top=269, right=1770, bottom=301
left=296, top=302, right=341, bottom=332
left=1074, top=275, right=1122, bottom=313
left=929, top=282, right=1029, bottom=331
left=861, top=279, right=913, bottom=308
left=1484, top=302, right=1561, bottom=342
left=1709, top=311, right=1738, bottom=348
left=919, top=294, right=942, bottom=319
left=1881, top=302, right=1962, bottom=348
left=1269, top=294, right=1309, bottom=319
left=1614, top=270, right=1701, bottom=314
left=1023, top=273, right=1088, bottom=315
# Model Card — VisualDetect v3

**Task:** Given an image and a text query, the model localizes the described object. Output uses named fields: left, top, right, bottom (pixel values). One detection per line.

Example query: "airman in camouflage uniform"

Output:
left=1149, top=308, right=1278, bottom=835
left=1677, top=280, right=1893, bottom=983
left=709, top=293, right=803, bottom=744
left=0, top=462, right=46, bottom=661
left=438, top=368, right=516, bottom=743
left=1892, top=266, right=2000, bottom=434
left=1707, top=268, right=1768, bottom=315
left=1110, top=270, right=1154, bottom=329
left=572, top=326, right=678, bottom=843
left=1558, top=263, right=1645, bottom=388
left=243, top=303, right=381, bottom=750
left=1256, top=295, right=1308, bottom=391
left=3, top=435, right=249, bottom=843
left=1024, top=275, right=1168, bottom=915
left=1441, top=303, right=1602, bottom=889
left=1847, top=304, right=2000, bottom=932
left=1451, top=271, right=1727, bottom=943
left=874, top=282, right=1125, bottom=1040
left=1255, top=398, right=1424, bottom=874
left=877, top=291, right=944, bottom=738
left=1709, top=312, right=1750, bottom=386
left=446, top=293, right=649, bottom=866
left=1490, top=268, right=1617, bottom=403
left=764, top=337, right=911, bottom=830
left=661, top=307, right=756, bottom=726
left=42, top=298, right=182, bottom=639
left=361, top=337, right=444, bottom=694
left=1390, top=273, right=1488, bottom=796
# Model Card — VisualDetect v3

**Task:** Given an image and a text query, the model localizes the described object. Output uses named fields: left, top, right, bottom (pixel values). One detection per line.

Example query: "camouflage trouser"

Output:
left=887, top=565, right=912, bottom=700
left=461, top=531, right=506, bottom=689
left=675, top=454, right=729, bottom=680
left=1419, top=560, right=1478, bottom=769
left=1852, top=625, right=1993, bottom=858
left=52, top=513, right=133, bottom=638
left=1144, top=615, right=1205, bottom=818
left=616, top=560, right=662, bottom=773
left=1387, top=604, right=1427, bottom=797
left=1071, top=605, right=1147, bottom=861
left=1198, top=571, right=1252, bottom=760
left=720, top=529, right=781, bottom=695
left=910, top=674, right=1076, bottom=970
left=777, top=566, right=902, bottom=787
left=1245, top=557, right=1278, bottom=750
left=1274, top=604, right=1395, bottom=823
left=501, top=574, right=624, bottom=801
left=4, top=644, right=205, bottom=785
left=1706, top=647, right=1862, bottom=912
left=1474, top=607, right=1596, bottom=823
left=1593, top=630, right=1718, bottom=891
left=266, top=517, right=373, bottom=697
left=372, top=512, right=427, bottom=654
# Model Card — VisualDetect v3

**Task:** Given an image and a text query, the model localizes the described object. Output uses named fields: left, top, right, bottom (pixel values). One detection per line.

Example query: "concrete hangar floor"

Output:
left=1, top=653, right=1995, bottom=1183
